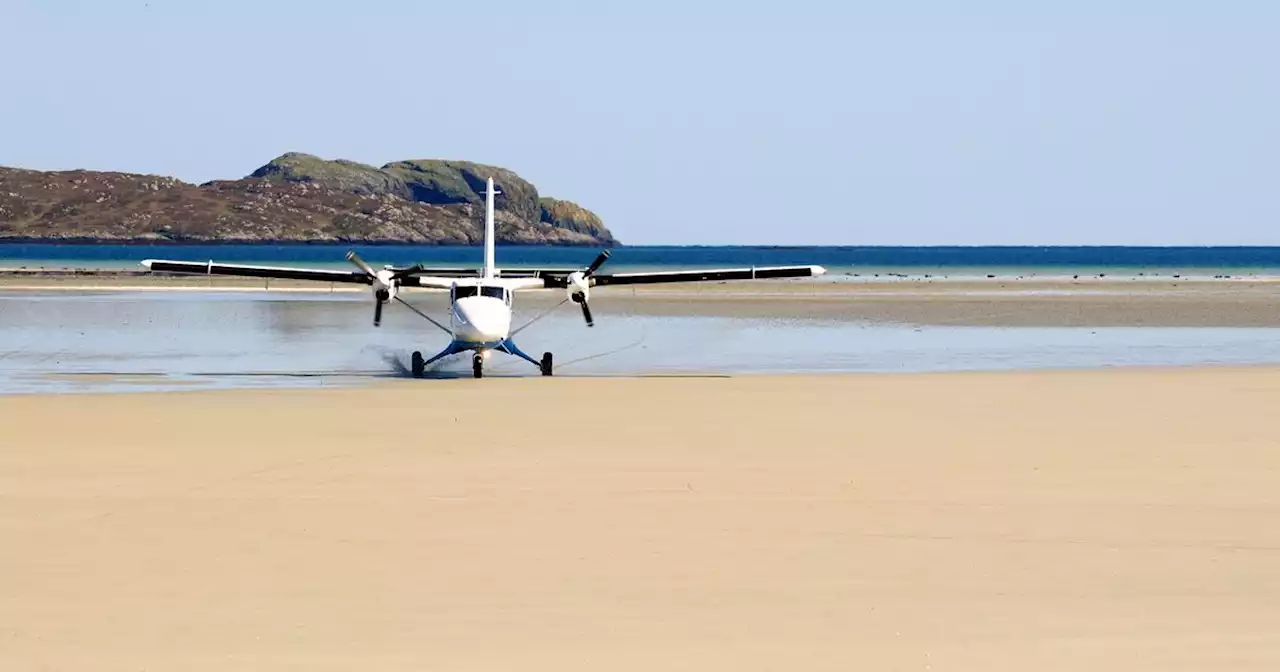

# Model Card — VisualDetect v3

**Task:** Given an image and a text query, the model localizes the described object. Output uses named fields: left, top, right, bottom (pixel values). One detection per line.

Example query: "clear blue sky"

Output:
left=2, top=1, right=1277, bottom=245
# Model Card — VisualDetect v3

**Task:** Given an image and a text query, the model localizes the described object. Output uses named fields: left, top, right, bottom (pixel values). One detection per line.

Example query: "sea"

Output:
left=4, top=243, right=1280, bottom=278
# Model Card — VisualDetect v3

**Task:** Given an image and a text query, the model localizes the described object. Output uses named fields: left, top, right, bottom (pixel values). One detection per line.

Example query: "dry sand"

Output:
left=3, top=368, right=1279, bottom=670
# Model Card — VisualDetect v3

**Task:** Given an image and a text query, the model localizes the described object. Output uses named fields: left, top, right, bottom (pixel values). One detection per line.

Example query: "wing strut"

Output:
left=393, top=296, right=452, bottom=335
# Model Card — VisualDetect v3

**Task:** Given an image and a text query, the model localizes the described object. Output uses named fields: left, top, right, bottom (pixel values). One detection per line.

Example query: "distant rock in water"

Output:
left=0, top=153, right=618, bottom=246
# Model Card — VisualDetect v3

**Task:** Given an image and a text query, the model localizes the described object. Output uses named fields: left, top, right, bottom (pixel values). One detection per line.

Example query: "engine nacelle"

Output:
left=373, top=269, right=399, bottom=302
left=566, top=271, right=590, bottom=303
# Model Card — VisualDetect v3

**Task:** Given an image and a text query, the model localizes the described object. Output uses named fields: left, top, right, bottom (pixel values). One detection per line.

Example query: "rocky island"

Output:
left=0, top=153, right=617, bottom=246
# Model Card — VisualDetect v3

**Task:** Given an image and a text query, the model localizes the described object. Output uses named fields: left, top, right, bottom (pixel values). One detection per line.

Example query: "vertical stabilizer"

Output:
left=484, top=177, right=498, bottom=279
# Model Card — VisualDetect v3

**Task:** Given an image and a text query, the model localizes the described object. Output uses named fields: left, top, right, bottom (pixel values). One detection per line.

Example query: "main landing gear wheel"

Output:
left=540, top=352, right=553, bottom=377
left=411, top=351, right=424, bottom=379
left=472, top=353, right=484, bottom=379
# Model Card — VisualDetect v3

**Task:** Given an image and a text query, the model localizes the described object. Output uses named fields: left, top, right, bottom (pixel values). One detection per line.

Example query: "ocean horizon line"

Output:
left=3, top=241, right=1280, bottom=250
left=8, top=242, right=1280, bottom=273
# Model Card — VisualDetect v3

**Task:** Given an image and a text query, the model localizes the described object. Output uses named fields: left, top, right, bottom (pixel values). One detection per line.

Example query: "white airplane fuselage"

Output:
left=450, top=293, right=512, bottom=345
left=442, top=176, right=528, bottom=349
left=444, top=274, right=546, bottom=348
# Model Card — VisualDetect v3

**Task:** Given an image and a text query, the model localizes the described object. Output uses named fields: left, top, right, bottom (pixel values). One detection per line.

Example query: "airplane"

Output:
left=140, top=177, right=827, bottom=378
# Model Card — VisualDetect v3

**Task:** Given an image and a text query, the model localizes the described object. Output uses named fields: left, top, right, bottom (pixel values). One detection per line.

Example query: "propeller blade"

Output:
left=345, top=250, right=377, bottom=277
left=584, top=249, right=612, bottom=277
left=580, top=301, right=595, bottom=327
left=392, top=264, right=425, bottom=280
left=374, top=298, right=384, bottom=327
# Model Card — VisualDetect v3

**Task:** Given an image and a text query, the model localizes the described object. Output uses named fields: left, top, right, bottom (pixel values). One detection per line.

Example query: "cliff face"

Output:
left=0, top=153, right=618, bottom=245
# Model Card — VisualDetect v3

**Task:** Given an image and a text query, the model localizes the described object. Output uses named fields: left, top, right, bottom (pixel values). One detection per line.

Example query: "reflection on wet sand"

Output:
left=3, top=287, right=1280, bottom=394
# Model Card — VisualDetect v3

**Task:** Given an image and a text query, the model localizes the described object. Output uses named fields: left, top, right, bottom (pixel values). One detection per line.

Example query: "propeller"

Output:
left=345, top=250, right=377, bottom=277
left=584, top=249, right=611, bottom=276
left=566, top=249, right=611, bottom=327
left=393, top=263, right=425, bottom=279
left=373, top=290, right=387, bottom=325
left=346, top=250, right=421, bottom=327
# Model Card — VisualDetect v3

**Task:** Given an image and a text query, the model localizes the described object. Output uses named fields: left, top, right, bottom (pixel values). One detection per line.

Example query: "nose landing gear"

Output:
left=472, top=353, right=484, bottom=379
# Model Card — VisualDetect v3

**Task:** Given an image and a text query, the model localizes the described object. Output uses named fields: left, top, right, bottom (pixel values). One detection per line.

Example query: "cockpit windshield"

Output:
left=453, top=285, right=509, bottom=303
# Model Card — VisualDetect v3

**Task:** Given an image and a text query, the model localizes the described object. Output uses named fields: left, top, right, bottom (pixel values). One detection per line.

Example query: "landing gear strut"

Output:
left=410, top=343, right=548, bottom=380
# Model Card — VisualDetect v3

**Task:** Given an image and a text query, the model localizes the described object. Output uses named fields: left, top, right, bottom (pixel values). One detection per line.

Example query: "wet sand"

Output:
left=594, top=281, right=1280, bottom=326
left=2, top=368, right=1279, bottom=670
left=4, top=275, right=1280, bottom=326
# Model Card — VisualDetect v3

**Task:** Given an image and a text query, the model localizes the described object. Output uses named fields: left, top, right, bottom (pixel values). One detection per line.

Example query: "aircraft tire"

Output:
left=540, top=352, right=553, bottom=376
left=472, top=353, right=484, bottom=379
left=411, top=351, right=424, bottom=378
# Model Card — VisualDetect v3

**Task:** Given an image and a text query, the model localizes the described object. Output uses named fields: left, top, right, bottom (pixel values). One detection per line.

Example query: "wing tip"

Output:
left=140, top=259, right=155, bottom=270
left=810, top=265, right=826, bottom=277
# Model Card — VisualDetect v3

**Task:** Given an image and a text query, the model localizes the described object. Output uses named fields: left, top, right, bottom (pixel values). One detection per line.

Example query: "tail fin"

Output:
left=483, top=177, right=499, bottom=279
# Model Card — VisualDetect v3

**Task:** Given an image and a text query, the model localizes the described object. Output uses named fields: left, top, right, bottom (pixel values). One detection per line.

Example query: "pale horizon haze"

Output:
left=2, top=1, right=1277, bottom=246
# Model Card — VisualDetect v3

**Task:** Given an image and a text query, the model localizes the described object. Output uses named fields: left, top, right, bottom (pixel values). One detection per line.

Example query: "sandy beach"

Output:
left=3, top=368, right=1279, bottom=670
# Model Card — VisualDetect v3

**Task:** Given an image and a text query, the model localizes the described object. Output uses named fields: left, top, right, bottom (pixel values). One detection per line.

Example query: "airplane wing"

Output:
left=142, top=259, right=373, bottom=284
left=592, top=265, right=825, bottom=286
left=143, top=258, right=826, bottom=288
left=141, top=259, right=470, bottom=288
left=533, top=265, right=826, bottom=288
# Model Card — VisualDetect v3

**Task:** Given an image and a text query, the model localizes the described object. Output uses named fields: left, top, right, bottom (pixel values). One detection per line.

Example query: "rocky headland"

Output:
left=0, top=153, right=617, bottom=246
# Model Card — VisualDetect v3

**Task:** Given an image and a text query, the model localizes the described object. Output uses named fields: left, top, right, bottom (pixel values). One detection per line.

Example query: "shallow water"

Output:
left=9, top=242, right=1280, bottom=277
left=3, top=291, right=1280, bottom=394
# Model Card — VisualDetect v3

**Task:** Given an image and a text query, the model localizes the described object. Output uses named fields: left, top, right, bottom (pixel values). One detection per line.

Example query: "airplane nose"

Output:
left=454, top=297, right=510, bottom=342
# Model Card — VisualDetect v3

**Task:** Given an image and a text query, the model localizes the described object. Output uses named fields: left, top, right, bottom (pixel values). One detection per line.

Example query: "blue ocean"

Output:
left=4, top=243, right=1280, bottom=277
